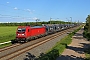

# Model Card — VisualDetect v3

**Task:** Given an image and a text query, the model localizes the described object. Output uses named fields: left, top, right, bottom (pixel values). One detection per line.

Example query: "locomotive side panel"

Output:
left=30, top=27, right=46, bottom=37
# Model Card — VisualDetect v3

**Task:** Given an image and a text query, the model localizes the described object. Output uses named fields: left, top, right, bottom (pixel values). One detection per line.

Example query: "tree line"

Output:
left=0, top=21, right=74, bottom=26
left=83, top=15, right=90, bottom=40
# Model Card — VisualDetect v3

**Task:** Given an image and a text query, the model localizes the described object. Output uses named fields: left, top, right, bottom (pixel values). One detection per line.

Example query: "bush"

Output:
left=85, top=48, right=90, bottom=60
left=38, top=49, right=59, bottom=60
left=83, top=31, right=90, bottom=41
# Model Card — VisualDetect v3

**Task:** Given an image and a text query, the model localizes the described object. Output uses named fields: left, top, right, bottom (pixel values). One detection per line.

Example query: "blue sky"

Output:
left=0, top=0, right=90, bottom=23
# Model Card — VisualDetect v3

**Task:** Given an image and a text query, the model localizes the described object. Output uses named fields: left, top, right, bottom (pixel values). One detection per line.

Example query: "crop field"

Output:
left=0, top=26, right=17, bottom=43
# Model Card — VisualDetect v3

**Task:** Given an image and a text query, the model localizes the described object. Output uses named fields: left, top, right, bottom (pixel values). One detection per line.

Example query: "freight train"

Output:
left=15, top=24, right=76, bottom=42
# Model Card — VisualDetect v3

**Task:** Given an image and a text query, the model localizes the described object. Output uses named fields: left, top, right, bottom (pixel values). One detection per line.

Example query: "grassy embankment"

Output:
left=84, top=30, right=90, bottom=60
left=85, top=48, right=90, bottom=60
left=0, top=26, right=17, bottom=48
left=83, top=25, right=90, bottom=60
left=38, top=25, right=83, bottom=60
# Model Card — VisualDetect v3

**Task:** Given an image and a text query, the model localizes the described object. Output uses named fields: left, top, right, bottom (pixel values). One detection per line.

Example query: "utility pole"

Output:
left=70, top=17, right=72, bottom=24
left=57, top=18, right=59, bottom=24
left=66, top=18, right=69, bottom=26
left=36, top=19, right=40, bottom=26
left=50, top=17, right=52, bottom=24
left=78, top=20, right=79, bottom=25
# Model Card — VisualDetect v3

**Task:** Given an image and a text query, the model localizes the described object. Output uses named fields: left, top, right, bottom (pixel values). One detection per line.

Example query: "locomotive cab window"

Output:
left=18, top=28, right=26, bottom=32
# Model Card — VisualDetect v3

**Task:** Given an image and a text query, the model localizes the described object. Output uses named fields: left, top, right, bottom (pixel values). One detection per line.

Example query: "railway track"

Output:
left=0, top=26, right=79, bottom=60
left=0, top=43, right=20, bottom=52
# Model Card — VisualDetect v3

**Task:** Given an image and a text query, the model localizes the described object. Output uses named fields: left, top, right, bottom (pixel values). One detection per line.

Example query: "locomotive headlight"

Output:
left=18, top=34, right=20, bottom=35
left=22, top=34, right=25, bottom=35
left=17, top=34, right=25, bottom=36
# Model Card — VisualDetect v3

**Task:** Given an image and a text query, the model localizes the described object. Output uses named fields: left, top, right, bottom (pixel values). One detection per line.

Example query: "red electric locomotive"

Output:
left=16, top=26, right=46, bottom=42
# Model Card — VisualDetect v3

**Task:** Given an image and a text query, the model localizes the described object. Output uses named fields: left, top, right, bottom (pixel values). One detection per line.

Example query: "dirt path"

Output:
left=56, top=27, right=90, bottom=60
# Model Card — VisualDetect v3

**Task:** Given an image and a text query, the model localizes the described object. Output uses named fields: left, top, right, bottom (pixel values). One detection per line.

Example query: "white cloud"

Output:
left=11, top=16, right=21, bottom=20
left=32, top=17, right=38, bottom=20
left=25, top=9, right=35, bottom=14
left=7, top=2, right=10, bottom=4
left=27, top=9, right=31, bottom=12
left=14, top=7, right=18, bottom=10
left=26, top=9, right=32, bottom=14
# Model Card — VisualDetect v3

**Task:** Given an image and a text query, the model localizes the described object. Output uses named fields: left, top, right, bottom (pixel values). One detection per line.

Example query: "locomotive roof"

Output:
left=18, top=26, right=44, bottom=28
left=31, top=26, right=44, bottom=28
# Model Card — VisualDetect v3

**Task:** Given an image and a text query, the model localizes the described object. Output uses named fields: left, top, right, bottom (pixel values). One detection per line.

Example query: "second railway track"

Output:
left=0, top=43, right=20, bottom=52
left=0, top=26, right=79, bottom=60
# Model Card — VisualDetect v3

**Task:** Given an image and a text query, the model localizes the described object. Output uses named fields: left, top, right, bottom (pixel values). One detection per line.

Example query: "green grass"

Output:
left=52, top=32, right=73, bottom=55
left=0, top=43, right=12, bottom=48
left=0, top=26, right=17, bottom=43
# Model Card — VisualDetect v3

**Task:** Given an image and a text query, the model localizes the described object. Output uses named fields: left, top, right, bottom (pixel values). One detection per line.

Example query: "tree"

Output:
left=83, top=15, right=90, bottom=40
left=86, top=15, right=90, bottom=33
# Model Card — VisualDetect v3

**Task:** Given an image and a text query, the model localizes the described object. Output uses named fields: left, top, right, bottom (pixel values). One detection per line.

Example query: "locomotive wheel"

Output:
left=25, top=38, right=29, bottom=42
left=25, top=40, right=28, bottom=43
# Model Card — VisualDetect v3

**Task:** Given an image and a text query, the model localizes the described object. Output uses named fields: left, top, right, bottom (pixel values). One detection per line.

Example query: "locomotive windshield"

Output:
left=18, top=28, right=26, bottom=32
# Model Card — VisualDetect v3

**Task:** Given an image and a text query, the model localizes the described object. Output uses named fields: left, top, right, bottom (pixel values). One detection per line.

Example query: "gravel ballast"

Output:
left=13, top=33, right=68, bottom=60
